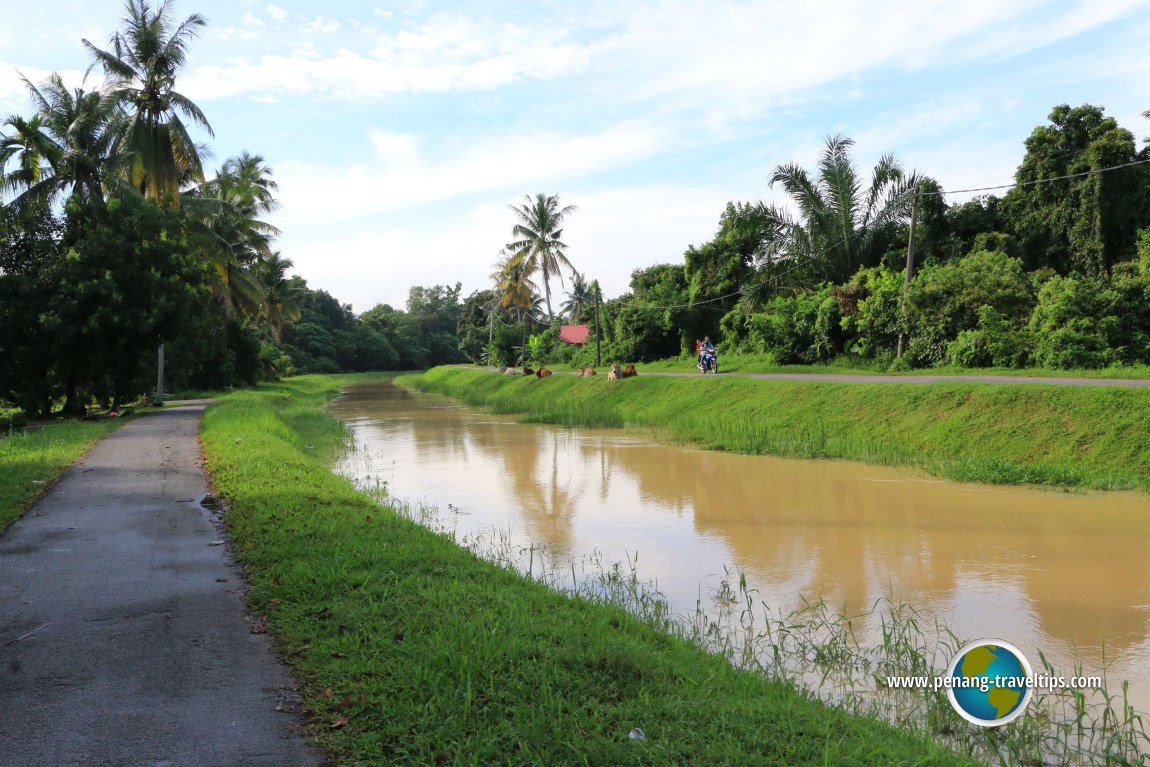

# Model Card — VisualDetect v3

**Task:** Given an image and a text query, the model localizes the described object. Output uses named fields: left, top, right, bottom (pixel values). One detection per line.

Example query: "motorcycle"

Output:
left=698, top=349, right=718, bottom=374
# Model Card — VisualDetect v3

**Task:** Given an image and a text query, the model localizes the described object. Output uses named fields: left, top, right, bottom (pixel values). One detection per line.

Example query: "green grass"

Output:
left=199, top=375, right=980, bottom=766
left=0, top=418, right=126, bottom=531
left=404, top=366, right=1150, bottom=491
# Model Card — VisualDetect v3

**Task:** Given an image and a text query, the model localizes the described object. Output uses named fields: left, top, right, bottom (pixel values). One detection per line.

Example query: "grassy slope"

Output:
left=200, top=376, right=978, bottom=766
left=0, top=419, right=125, bottom=531
left=405, top=366, right=1150, bottom=491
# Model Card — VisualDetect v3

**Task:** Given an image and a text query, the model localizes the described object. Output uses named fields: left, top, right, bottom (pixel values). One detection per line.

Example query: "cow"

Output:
left=580, top=367, right=597, bottom=377
left=536, top=367, right=553, bottom=378
left=503, top=368, right=521, bottom=375
left=623, top=364, right=638, bottom=378
left=608, top=363, right=621, bottom=381
left=522, top=367, right=534, bottom=376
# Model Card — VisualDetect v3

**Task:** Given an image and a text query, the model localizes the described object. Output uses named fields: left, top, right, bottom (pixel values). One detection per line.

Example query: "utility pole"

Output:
left=593, top=282, right=602, bottom=367
left=153, top=342, right=165, bottom=406
left=896, top=186, right=920, bottom=359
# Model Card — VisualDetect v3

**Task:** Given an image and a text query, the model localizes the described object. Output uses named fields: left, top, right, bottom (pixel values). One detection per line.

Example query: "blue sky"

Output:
left=4, top=0, right=1150, bottom=312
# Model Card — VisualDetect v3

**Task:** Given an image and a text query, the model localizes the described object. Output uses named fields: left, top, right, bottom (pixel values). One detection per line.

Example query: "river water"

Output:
left=329, top=377, right=1150, bottom=716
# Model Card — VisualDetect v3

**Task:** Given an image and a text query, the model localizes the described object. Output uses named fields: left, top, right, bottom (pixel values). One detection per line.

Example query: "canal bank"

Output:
left=404, top=365, right=1150, bottom=491
left=199, top=375, right=983, bottom=766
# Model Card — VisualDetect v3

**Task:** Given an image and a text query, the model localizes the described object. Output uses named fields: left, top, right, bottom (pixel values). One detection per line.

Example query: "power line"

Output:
left=930, top=156, right=1150, bottom=196
left=489, top=146, right=1150, bottom=316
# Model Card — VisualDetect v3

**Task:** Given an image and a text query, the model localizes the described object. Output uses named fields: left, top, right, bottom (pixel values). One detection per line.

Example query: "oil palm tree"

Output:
left=506, top=193, right=577, bottom=322
left=760, top=134, right=917, bottom=284
left=83, top=0, right=212, bottom=208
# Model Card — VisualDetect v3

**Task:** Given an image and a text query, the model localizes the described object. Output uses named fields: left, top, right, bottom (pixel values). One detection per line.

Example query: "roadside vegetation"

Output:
left=0, top=418, right=125, bottom=531
left=199, top=376, right=980, bottom=766
left=404, top=366, right=1150, bottom=492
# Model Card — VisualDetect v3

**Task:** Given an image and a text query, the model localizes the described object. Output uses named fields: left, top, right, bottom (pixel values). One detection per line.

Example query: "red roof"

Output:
left=558, top=324, right=591, bottom=345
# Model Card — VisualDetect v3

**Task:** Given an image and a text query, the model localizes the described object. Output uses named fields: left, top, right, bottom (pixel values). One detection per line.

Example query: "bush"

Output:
left=945, top=307, right=1033, bottom=368
left=743, top=284, right=841, bottom=363
left=1026, top=273, right=1150, bottom=369
left=906, top=250, right=1034, bottom=367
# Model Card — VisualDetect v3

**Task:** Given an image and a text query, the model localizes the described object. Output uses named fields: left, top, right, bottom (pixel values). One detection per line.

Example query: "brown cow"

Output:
left=580, top=367, right=597, bottom=377
left=536, top=367, right=553, bottom=378
left=607, top=363, right=621, bottom=381
left=623, top=364, right=638, bottom=377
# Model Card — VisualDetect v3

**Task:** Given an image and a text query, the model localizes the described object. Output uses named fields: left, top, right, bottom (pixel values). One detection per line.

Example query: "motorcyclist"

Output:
left=698, top=336, right=716, bottom=371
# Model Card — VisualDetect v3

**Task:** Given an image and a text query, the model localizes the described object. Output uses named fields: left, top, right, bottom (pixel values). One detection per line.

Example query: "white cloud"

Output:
left=271, top=122, right=672, bottom=226
left=266, top=5, right=288, bottom=22
left=181, top=12, right=594, bottom=100
left=304, top=16, right=341, bottom=35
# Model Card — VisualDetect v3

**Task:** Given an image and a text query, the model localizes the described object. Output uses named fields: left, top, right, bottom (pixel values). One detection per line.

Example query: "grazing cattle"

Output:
left=607, top=363, right=621, bottom=381
left=536, top=367, right=553, bottom=378
left=522, top=367, right=534, bottom=376
left=504, top=368, right=521, bottom=375
left=623, top=364, right=638, bottom=378
left=580, top=367, right=597, bottom=377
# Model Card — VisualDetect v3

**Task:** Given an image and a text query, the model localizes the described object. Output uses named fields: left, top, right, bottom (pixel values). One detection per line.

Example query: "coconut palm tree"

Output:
left=560, top=271, right=593, bottom=322
left=255, top=252, right=301, bottom=341
left=760, top=134, right=917, bottom=284
left=0, top=115, right=52, bottom=201
left=506, top=193, right=577, bottom=322
left=183, top=154, right=282, bottom=319
left=83, top=0, right=213, bottom=208
left=491, top=250, right=540, bottom=360
left=2, top=73, right=123, bottom=209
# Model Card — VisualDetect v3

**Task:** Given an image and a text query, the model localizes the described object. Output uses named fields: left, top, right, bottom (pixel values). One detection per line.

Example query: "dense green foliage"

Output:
left=200, top=376, right=979, bottom=766
left=0, top=2, right=462, bottom=418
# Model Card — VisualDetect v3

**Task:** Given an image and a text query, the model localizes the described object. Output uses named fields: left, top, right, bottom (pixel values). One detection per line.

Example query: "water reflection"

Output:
left=331, top=378, right=1150, bottom=713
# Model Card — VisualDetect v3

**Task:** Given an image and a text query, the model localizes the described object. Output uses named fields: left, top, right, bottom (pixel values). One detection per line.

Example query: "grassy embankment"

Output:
left=556, top=353, right=1150, bottom=379
left=405, top=366, right=1150, bottom=491
left=199, top=375, right=979, bottom=766
left=0, top=419, right=126, bottom=531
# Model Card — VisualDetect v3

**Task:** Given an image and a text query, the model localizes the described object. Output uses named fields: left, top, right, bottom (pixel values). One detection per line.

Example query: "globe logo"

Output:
left=945, top=640, right=1033, bottom=726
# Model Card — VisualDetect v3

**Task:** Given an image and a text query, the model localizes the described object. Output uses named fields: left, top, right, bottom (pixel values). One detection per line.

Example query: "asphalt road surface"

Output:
left=0, top=401, right=322, bottom=767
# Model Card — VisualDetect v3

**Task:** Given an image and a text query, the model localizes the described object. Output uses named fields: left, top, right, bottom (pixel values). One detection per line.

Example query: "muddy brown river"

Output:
left=330, top=377, right=1150, bottom=715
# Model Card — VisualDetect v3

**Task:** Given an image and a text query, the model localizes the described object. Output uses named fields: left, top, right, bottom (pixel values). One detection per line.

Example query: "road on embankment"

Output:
left=495, top=366, right=1150, bottom=388
left=0, top=401, right=321, bottom=767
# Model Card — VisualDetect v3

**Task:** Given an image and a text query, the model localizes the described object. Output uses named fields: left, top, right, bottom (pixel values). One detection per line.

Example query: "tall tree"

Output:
left=0, top=115, right=51, bottom=201
left=13, top=73, right=122, bottom=208
left=1002, top=104, right=1148, bottom=274
left=506, top=193, right=577, bottom=321
left=255, top=251, right=301, bottom=341
left=759, top=134, right=918, bottom=284
left=560, top=271, right=593, bottom=322
left=183, top=154, right=281, bottom=317
left=492, top=250, right=540, bottom=358
left=83, top=0, right=213, bottom=207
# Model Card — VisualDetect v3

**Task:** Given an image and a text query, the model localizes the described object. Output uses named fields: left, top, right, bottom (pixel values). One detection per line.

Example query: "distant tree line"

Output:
left=0, top=2, right=463, bottom=419
left=456, top=104, right=1150, bottom=372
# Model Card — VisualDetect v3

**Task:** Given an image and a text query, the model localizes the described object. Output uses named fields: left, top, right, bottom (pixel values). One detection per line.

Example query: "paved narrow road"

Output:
left=0, top=402, right=322, bottom=767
